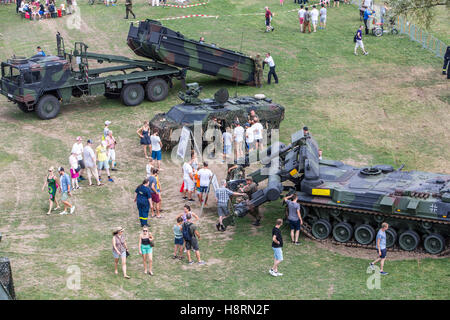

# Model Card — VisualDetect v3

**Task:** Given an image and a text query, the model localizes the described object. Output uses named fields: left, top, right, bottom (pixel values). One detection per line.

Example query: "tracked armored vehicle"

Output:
left=234, top=130, right=450, bottom=254
left=149, top=83, right=285, bottom=150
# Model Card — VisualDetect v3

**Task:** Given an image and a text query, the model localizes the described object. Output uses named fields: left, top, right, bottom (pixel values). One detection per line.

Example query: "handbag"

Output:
left=75, top=165, right=81, bottom=173
left=126, top=250, right=130, bottom=257
left=149, top=240, right=155, bottom=247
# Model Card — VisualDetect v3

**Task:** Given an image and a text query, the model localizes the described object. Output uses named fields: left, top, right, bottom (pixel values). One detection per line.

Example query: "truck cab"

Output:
left=0, top=55, right=71, bottom=114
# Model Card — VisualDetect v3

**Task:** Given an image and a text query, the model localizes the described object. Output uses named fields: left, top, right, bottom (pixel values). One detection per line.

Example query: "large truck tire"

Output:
left=35, top=94, right=60, bottom=120
left=121, top=83, right=145, bottom=106
left=145, top=78, right=169, bottom=102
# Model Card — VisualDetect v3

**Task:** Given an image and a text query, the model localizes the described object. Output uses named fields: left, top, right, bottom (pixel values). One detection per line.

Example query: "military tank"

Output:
left=234, top=130, right=450, bottom=255
left=149, top=83, right=285, bottom=150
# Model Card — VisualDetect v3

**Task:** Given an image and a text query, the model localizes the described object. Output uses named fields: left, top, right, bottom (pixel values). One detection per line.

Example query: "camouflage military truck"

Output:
left=127, top=19, right=256, bottom=85
left=149, top=83, right=285, bottom=150
left=0, top=33, right=185, bottom=119
left=234, top=130, right=450, bottom=254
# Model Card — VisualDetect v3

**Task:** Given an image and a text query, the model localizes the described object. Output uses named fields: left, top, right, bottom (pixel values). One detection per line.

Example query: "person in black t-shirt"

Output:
left=270, top=219, right=284, bottom=277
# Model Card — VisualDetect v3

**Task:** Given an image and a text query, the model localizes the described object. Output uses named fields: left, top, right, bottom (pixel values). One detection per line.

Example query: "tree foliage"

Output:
left=387, top=0, right=449, bottom=28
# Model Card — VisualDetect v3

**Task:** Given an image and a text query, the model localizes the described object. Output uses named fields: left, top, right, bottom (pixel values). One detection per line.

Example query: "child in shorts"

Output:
left=173, top=217, right=184, bottom=260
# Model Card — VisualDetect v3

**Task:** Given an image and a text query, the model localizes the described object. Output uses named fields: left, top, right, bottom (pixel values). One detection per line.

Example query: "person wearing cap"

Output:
left=96, top=140, right=114, bottom=182
left=233, top=122, right=245, bottom=159
left=238, top=176, right=261, bottom=226
left=83, top=139, right=102, bottom=186
left=71, top=137, right=86, bottom=181
left=103, top=120, right=111, bottom=141
left=105, top=130, right=117, bottom=171
left=58, top=167, right=75, bottom=215
left=303, top=126, right=309, bottom=136
left=112, top=227, right=130, bottom=279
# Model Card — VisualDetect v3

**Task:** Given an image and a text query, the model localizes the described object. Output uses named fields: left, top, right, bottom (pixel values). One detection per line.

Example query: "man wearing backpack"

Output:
left=183, top=213, right=205, bottom=265
left=354, top=25, right=369, bottom=56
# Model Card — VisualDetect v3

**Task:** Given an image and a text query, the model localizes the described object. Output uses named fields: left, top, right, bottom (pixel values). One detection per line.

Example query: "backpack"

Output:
left=354, top=34, right=357, bottom=43
left=182, top=222, right=192, bottom=241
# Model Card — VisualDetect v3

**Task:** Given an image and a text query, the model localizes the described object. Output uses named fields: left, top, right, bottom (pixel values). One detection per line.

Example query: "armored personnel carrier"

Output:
left=234, top=130, right=450, bottom=254
left=149, top=83, right=285, bottom=150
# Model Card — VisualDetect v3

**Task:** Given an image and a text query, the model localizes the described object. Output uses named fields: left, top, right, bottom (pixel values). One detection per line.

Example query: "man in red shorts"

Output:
left=149, top=168, right=162, bottom=218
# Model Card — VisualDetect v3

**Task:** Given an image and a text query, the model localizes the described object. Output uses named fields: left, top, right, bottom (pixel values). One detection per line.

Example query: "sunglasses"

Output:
left=143, top=230, right=148, bottom=232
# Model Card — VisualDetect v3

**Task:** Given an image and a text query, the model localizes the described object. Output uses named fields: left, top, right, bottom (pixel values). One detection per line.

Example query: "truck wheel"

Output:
left=146, top=78, right=169, bottom=102
left=18, top=102, right=34, bottom=113
left=121, top=84, right=144, bottom=106
left=35, top=95, right=60, bottom=120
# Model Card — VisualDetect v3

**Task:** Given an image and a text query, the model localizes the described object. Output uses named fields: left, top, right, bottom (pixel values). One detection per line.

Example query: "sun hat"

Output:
left=76, top=136, right=82, bottom=141
left=113, top=226, right=124, bottom=235
left=105, top=120, right=111, bottom=125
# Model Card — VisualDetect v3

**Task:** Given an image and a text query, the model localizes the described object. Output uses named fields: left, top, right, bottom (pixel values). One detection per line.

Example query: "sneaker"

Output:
left=108, top=178, right=114, bottom=182
left=172, top=255, right=177, bottom=259
left=188, top=261, right=194, bottom=265
left=275, top=272, right=283, bottom=276
left=111, top=168, right=118, bottom=171
left=70, top=206, right=75, bottom=214
left=216, top=223, right=220, bottom=231
left=354, top=52, right=358, bottom=56
left=380, top=271, right=389, bottom=275
left=220, top=224, right=226, bottom=231
left=364, top=52, right=369, bottom=55
left=369, top=263, right=375, bottom=271
left=198, top=261, right=206, bottom=265
left=269, top=269, right=276, bottom=276
left=188, top=198, right=194, bottom=202
left=182, top=197, right=188, bottom=200
left=59, top=211, right=67, bottom=215
left=295, top=241, right=301, bottom=246
left=252, top=221, right=260, bottom=226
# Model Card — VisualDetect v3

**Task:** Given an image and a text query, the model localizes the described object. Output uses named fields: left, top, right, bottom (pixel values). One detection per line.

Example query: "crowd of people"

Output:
left=31, top=1, right=396, bottom=280
left=15, top=0, right=73, bottom=20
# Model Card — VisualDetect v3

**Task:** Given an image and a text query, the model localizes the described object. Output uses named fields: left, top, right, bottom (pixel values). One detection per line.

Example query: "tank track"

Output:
left=298, top=202, right=450, bottom=257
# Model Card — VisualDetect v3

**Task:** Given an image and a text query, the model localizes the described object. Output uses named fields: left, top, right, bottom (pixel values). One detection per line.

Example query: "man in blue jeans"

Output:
left=370, top=222, right=389, bottom=275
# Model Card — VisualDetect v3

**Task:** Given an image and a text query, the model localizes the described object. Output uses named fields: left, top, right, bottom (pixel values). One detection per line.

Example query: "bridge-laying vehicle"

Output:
left=233, top=130, right=450, bottom=254
left=1, top=22, right=258, bottom=120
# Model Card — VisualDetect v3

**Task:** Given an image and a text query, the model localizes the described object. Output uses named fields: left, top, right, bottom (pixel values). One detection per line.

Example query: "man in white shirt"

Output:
left=150, top=130, right=163, bottom=169
left=245, top=122, right=255, bottom=152
left=298, top=5, right=306, bottom=32
left=71, top=136, right=86, bottom=181
left=310, top=5, right=319, bottom=32
left=182, top=159, right=195, bottom=201
left=197, top=161, right=213, bottom=206
left=319, top=4, right=327, bottom=29
left=233, top=122, right=245, bottom=159
left=83, top=139, right=102, bottom=186
left=264, top=53, right=278, bottom=84
left=251, top=117, right=264, bottom=151
left=222, top=127, right=233, bottom=163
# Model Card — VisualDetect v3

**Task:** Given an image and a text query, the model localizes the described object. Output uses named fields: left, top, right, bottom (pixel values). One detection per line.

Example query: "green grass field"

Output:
left=0, top=1, right=449, bottom=300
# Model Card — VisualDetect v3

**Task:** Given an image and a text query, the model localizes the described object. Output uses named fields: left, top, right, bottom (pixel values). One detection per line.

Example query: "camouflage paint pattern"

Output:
left=149, top=88, right=285, bottom=150
left=235, top=130, right=450, bottom=252
left=127, top=20, right=256, bottom=85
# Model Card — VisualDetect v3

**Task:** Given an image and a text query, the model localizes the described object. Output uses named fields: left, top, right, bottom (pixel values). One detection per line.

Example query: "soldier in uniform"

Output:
left=206, top=117, right=220, bottom=158
left=254, top=54, right=264, bottom=88
left=226, top=163, right=245, bottom=182
left=124, top=0, right=136, bottom=19
left=236, top=177, right=261, bottom=226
